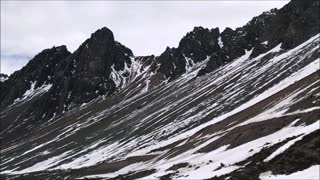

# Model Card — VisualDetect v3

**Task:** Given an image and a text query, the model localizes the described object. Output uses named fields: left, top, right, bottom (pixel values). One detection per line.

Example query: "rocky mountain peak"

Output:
left=25, top=45, right=70, bottom=68
left=178, top=26, right=220, bottom=62
left=82, top=27, right=115, bottom=53
left=0, top=73, right=8, bottom=82
left=0, top=27, right=135, bottom=122
left=74, top=27, right=117, bottom=77
left=91, top=27, right=114, bottom=39
left=141, top=0, right=319, bottom=80
left=0, top=45, right=71, bottom=108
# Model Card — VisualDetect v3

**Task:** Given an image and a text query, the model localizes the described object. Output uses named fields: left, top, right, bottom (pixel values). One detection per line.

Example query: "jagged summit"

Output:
left=0, top=0, right=319, bottom=179
left=0, top=45, right=71, bottom=108
left=0, top=26, right=134, bottom=129
left=0, top=73, right=8, bottom=82
left=53, top=45, right=69, bottom=52
left=92, top=26, right=114, bottom=37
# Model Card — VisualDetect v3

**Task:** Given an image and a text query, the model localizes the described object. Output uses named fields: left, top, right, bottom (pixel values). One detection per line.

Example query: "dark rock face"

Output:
left=0, top=46, right=71, bottom=108
left=49, top=27, right=132, bottom=111
left=179, top=27, right=220, bottom=63
left=198, top=0, right=319, bottom=75
left=0, top=73, right=8, bottom=81
left=197, top=51, right=229, bottom=76
left=156, top=47, right=186, bottom=80
left=151, top=27, right=224, bottom=81
left=75, top=27, right=115, bottom=77
left=270, top=0, right=320, bottom=49
left=0, top=73, right=9, bottom=90
left=1, top=27, right=133, bottom=122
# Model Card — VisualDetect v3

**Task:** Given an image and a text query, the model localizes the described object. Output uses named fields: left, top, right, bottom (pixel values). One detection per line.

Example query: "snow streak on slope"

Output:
left=260, top=165, right=320, bottom=180
left=11, top=82, right=52, bottom=105
left=109, top=57, right=145, bottom=89
left=1, top=34, right=319, bottom=179
left=134, top=121, right=319, bottom=180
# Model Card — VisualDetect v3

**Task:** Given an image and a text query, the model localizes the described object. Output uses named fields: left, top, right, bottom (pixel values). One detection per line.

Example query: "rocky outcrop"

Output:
left=0, top=27, right=134, bottom=122
left=0, top=46, right=71, bottom=108
left=0, top=73, right=8, bottom=82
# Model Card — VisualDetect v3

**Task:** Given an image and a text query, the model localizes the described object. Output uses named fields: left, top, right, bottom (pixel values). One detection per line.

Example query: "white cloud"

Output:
left=1, top=56, right=29, bottom=75
left=0, top=1, right=289, bottom=75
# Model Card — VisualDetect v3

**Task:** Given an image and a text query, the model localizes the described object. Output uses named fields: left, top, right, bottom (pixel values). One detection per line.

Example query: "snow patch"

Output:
left=260, top=165, right=320, bottom=180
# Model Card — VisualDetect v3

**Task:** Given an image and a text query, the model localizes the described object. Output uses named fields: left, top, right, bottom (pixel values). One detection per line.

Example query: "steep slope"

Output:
left=1, top=33, right=319, bottom=179
left=0, top=0, right=319, bottom=179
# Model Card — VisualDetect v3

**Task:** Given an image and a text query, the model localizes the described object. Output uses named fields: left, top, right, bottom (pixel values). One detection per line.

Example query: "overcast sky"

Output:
left=1, top=1, right=289, bottom=75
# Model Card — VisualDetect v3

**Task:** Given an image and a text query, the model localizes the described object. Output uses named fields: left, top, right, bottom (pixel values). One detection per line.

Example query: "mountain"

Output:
left=1, top=0, right=319, bottom=179
left=0, top=73, right=8, bottom=82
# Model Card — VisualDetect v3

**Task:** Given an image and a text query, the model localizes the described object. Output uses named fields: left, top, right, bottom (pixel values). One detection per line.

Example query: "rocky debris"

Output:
left=108, top=169, right=157, bottom=180
left=1, top=155, right=157, bottom=180
left=166, top=162, right=190, bottom=171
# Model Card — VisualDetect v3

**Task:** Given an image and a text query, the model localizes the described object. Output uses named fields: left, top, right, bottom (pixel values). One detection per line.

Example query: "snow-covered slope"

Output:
left=1, top=0, right=319, bottom=179
left=1, top=32, right=319, bottom=179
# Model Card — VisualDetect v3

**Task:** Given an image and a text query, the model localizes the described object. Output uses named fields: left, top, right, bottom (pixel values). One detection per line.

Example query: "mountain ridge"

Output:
left=1, top=0, right=318, bottom=118
left=0, top=0, right=319, bottom=179
left=1, top=0, right=319, bottom=143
